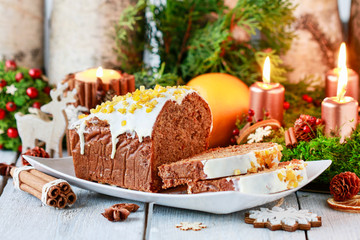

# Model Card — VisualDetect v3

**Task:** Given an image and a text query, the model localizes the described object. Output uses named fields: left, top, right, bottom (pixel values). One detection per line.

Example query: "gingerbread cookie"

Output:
left=245, top=207, right=321, bottom=232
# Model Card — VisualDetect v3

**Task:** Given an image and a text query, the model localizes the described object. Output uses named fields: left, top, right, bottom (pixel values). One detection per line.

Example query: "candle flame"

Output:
left=337, top=65, right=348, bottom=102
left=262, top=56, right=270, bottom=84
left=96, top=67, right=103, bottom=78
left=337, top=42, right=347, bottom=69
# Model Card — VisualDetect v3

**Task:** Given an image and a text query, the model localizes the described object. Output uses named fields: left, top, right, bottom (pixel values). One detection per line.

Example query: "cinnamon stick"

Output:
left=19, top=183, right=42, bottom=200
left=56, top=194, right=67, bottom=209
left=29, top=169, right=56, bottom=182
left=76, top=81, right=85, bottom=107
left=47, top=198, right=57, bottom=207
left=127, top=75, right=135, bottom=93
left=289, top=127, right=298, bottom=146
left=10, top=168, right=48, bottom=193
left=66, top=191, right=77, bottom=205
left=120, top=78, right=128, bottom=95
left=84, top=82, right=93, bottom=109
left=59, top=182, right=71, bottom=194
left=111, top=79, right=120, bottom=96
left=48, top=186, right=61, bottom=198
left=285, top=130, right=291, bottom=148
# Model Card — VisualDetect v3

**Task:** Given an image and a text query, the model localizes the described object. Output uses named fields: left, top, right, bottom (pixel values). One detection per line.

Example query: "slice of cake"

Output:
left=187, top=159, right=308, bottom=194
left=68, top=85, right=212, bottom=192
left=158, top=143, right=282, bottom=189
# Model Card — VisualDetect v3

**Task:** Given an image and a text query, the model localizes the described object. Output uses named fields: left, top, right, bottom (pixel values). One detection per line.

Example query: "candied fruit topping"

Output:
left=234, top=169, right=241, bottom=175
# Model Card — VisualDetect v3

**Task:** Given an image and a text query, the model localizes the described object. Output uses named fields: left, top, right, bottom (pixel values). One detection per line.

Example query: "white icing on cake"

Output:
left=249, top=207, right=318, bottom=226
left=201, top=146, right=280, bottom=179
left=228, top=160, right=308, bottom=194
left=70, top=85, right=197, bottom=158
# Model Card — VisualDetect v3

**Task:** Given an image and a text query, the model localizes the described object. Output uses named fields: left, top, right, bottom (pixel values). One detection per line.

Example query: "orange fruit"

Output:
left=187, top=73, right=250, bottom=147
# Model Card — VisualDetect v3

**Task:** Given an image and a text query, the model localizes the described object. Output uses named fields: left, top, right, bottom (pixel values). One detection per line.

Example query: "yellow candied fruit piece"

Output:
left=250, top=162, right=255, bottom=168
left=78, top=114, right=87, bottom=119
left=297, top=175, right=303, bottom=182
left=285, top=170, right=296, bottom=181
left=234, top=169, right=241, bottom=175
left=117, top=108, right=126, bottom=114
left=107, top=105, right=114, bottom=113
left=140, top=86, right=145, bottom=91
left=121, top=120, right=127, bottom=126
left=277, top=173, right=284, bottom=181
left=146, top=108, right=153, bottom=113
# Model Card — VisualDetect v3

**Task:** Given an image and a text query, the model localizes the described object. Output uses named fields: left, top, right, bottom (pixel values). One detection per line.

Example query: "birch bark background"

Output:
left=48, top=0, right=134, bottom=85
left=281, top=0, right=342, bottom=83
left=0, top=0, right=44, bottom=68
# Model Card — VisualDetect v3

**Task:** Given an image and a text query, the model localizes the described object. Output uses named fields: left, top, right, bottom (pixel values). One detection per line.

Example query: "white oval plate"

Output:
left=23, top=156, right=331, bottom=214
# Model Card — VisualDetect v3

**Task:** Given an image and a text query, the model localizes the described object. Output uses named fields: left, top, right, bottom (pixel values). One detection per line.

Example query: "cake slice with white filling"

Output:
left=158, top=142, right=282, bottom=189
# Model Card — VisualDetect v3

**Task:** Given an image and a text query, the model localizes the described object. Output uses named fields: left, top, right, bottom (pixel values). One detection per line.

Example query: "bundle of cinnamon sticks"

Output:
left=10, top=167, right=76, bottom=208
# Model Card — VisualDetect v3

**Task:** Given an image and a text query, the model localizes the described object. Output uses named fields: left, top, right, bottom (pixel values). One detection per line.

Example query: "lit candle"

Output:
left=325, top=43, right=359, bottom=100
left=322, top=66, right=358, bottom=142
left=249, top=57, right=285, bottom=123
left=75, top=67, right=121, bottom=83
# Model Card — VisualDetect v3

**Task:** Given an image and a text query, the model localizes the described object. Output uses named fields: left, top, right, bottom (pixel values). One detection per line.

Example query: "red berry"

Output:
left=246, top=116, right=253, bottom=122
left=308, top=116, right=316, bottom=125
left=302, top=94, right=309, bottom=101
left=15, top=72, right=24, bottom=82
left=6, top=102, right=16, bottom=112
left=248, top=109, right=255, bottom=117
left=18, top=145, right=22, bottom=152
left=0, top=79, right=7, bottom=87
left=0, top=109, right=5, bottom=119
left=283, top=101, right=290, bottom=110
left=303, top=125, right=311, bottom=133
left=32, top=102, right=41, bottom=109
left=264, top=112, right=270, bottom=117
left=5, top=60, right=17, bottom=70
left=7, top=127, right=18, bottom=138
left=0, top=144, right=3, bottom=150
left=29, top=68, right=42, bottom=79
left=316, top=118, right=322, bottom=125
left=43, top=86, right=51, bottom=95
left=230, top=138, right=236, bottom=144
left=232, top=128, right=240, bottom=136
left=26, top=87, right=38, bottom=99
left=306, top=96, right=313, bottom=103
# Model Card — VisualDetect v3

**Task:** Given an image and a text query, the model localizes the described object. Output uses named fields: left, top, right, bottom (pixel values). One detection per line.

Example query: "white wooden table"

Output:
left=0, top=150, right=358, bottom=240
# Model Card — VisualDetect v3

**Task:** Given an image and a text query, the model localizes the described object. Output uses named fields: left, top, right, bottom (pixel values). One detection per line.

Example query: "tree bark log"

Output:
left=281, top=0, right=342, bottom=83
left=48, top=0, right=135, bottom=84
left=0, top=0, right=44, bottom=68
left=349, top=0, right=360, bottom=74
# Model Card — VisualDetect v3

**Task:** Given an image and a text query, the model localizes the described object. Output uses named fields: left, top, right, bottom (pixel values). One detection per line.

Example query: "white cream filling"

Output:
left=201, top=146, right=280, bottom=179
left=71, top=88, right=196, bottom=158
left=202, top=152, right=258, bottom=179
left=229, top=166, right=308, bottom=194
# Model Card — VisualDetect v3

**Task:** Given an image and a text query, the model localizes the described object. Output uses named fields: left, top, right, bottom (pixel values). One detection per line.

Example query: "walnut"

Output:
left=102, top=203, right=139, bottom=222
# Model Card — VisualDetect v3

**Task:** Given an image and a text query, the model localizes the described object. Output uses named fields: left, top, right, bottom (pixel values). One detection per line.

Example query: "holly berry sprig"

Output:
left=0, top=60, right=52, bottom=151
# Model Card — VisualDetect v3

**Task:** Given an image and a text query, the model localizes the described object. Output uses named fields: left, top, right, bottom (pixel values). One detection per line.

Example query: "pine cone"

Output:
left=102, top=203, right=139, bottom=222
left=21, top=147, right=50, bottom=166
left=103, top=89, right=116, bottom=102
left=294, top=115, right=320, bottom=142
left=330, top=172, right=360, bottom=201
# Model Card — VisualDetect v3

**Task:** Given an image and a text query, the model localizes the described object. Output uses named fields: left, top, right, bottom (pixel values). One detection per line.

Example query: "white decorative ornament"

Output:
left=6, top=84, right=17, bottom=95
left=247, top=126, right=272, bottom=143
left=15, top=83, right=77, bottom=157
left=249, top=207, right=319, bottom=226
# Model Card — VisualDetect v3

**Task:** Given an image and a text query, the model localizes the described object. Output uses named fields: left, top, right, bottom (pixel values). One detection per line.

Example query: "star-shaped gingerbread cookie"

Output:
left=245, top=207, right=321, bottom=232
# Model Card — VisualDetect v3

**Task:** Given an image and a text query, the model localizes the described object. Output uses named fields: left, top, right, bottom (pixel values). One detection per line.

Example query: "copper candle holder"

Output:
left=321, top=96, right=358, bottom=142
left=249, top=82, right=285, bottom=123
left=325, top=68, right=359, bottom=100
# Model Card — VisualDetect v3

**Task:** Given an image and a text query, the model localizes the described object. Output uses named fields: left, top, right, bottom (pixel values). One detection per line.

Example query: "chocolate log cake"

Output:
left=69, top=85, right=212, bottom=192
left=158, top=142, right=282, bottom=189
left=187, top=160, right=308, bottom=194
